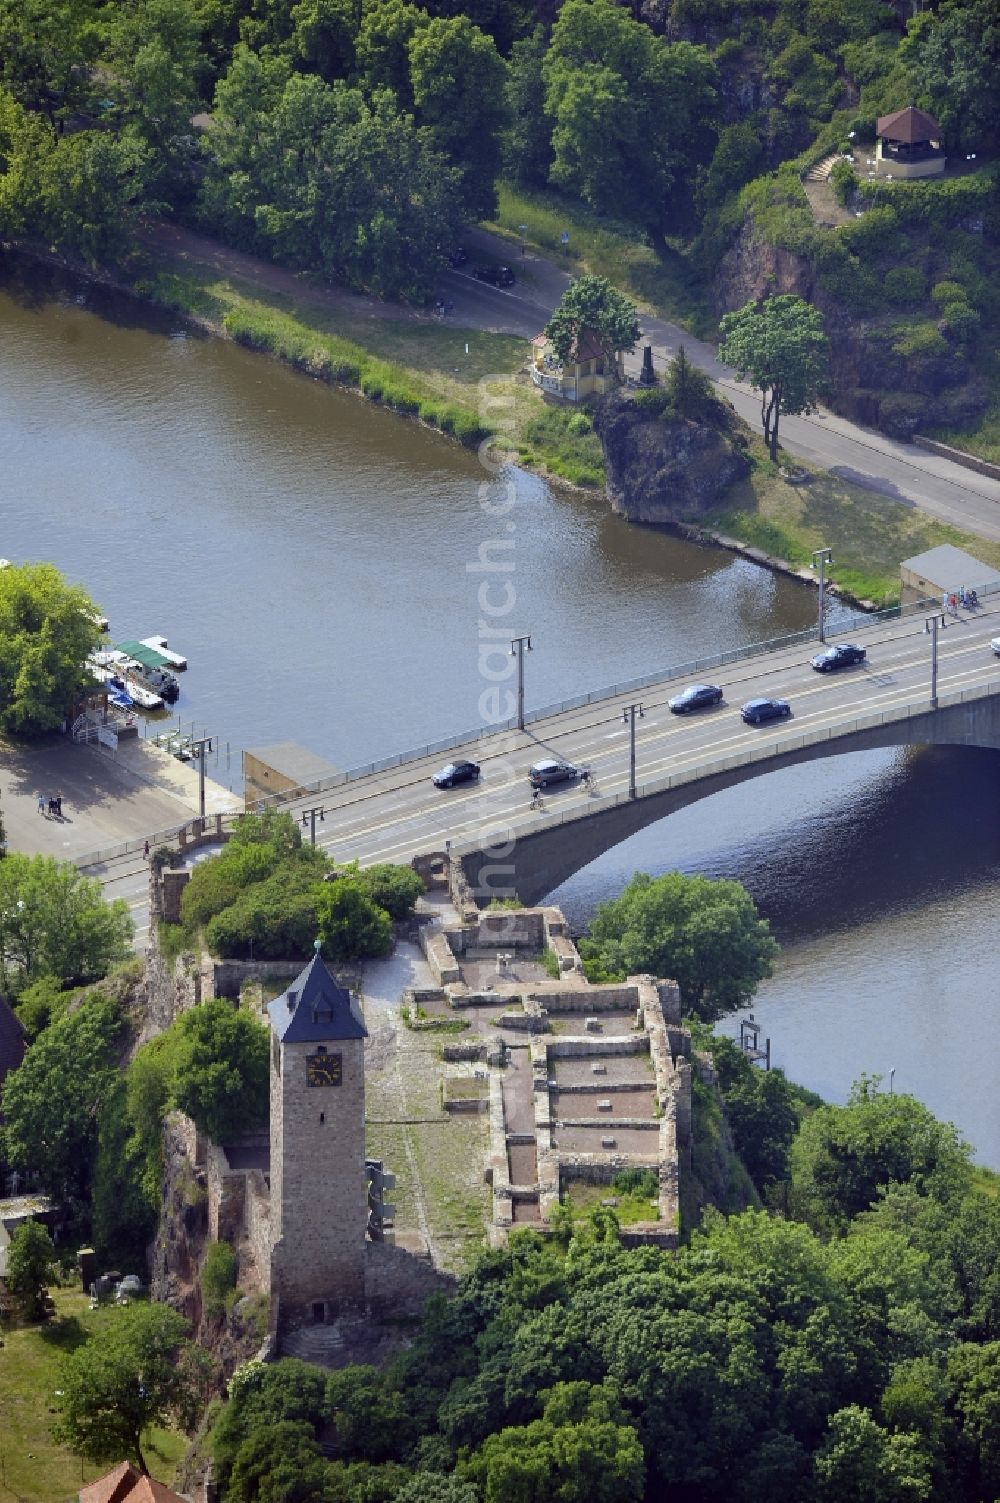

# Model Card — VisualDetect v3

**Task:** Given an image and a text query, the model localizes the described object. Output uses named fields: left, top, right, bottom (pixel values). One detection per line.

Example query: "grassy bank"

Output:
left=696, top=444, right=1000, bottom=608
left=485, top=182, right=716, bottom=338
left=0, top=1288, right=185, bottom=1502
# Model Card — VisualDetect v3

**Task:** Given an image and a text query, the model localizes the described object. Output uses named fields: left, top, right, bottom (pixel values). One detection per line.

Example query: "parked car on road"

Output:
left=432, top=759, right=480, bottom=788
left=811, top=642, right=866, bottom=672
left=740, top=697, right=791, bottom=725
left=473, top=263, right=515, bottom=288
left=668, top=683, right=723, bottom=714
left=529, top=759, right=578, bottom=787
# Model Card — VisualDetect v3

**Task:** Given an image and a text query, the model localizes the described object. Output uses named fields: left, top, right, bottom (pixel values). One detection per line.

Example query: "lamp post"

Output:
left=812, top=548, right=834, bottom=641
left=924, top=612, right=946, bottom=707
left=511, top=635, right=532, bottom=731
left=191, top=735, right=215, bottom=832
left=301, top=804, right=326, bottom=848
left=888, top=1067, right=896, bottom=1096
left=622, top=702, right=644, bottom=800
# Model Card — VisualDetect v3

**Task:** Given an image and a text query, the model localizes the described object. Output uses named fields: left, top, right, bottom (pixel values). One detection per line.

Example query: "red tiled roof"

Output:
left=876, top=105, right=942, bottom=142
left=79, top=1464, right=189, bottom=1503
left=568, top=328, right=606, bottom=364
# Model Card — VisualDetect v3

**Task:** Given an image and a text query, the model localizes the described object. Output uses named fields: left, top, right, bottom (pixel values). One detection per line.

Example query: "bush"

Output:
left=202, top=1241, right=237, bottom=1320
left=14, top=975, right=70, bottom=1040
left=939, top=301, right=980, bottom=344
left=314, top=880, right=393, bottom=962
left=931, top=279, right=967, bottom=309
left=353, top=863, right=425, bottom=920
left=890, top=319, right=949, bottom=358
left=883, top=266, right=926, bottom=307
left=170, top=998, right=269, bottom=1143
left=829, top=159, right=857, bottom=206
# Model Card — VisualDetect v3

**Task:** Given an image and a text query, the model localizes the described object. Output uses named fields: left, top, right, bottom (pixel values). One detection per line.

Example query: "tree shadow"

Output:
left=0, top=246, right=208, bottom=342
left=38, top=1312, right=89, bottom=1352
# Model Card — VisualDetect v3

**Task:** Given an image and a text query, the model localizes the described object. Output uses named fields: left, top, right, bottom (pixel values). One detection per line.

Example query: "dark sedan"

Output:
left=432, top=759, right=480, bottom=789
left=668, top=683, right=723, bottom=714
left=529, top=759, right=578, bottom=788
left=740, top=697, right=791, bottom=725
left=811, top=642, right=867, bottom=672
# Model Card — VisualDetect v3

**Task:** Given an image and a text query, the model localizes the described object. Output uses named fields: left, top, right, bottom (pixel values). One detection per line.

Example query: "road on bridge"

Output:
left=92, top=601, right=1000, bottom=938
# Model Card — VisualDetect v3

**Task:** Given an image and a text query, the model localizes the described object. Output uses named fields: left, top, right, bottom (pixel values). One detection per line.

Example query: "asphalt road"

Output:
left=93, top=601, right=1000, bottom=936
left=439, top=228, right=1000, bottom=543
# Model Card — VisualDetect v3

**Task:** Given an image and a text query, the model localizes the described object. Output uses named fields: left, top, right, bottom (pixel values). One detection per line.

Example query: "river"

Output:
left=2, top=254, right=998, bottom=1163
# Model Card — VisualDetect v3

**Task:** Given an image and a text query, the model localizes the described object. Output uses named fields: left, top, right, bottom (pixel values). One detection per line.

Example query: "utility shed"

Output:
left=900, top=545, right=1000, bottom=606
left=243, top=741, right=340, bottom=808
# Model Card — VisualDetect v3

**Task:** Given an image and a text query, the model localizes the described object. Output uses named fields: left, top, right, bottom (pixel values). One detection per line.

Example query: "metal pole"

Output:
left=888, top=1067, right=895, bottom=1096
left=511, top=635, right=532, bottom=731
left=622, top=703, right=644, bottom=799
left=925, top=614, right=945, bottom=707
left=812, top=547, right=833, bottom=642
left=190, top=735, right=215, bottom=832
left=301, top=804, right=325, bottom=848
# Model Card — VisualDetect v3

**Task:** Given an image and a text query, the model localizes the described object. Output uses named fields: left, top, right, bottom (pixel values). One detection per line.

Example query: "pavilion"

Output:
left=875, top=106, right=945, bottom=178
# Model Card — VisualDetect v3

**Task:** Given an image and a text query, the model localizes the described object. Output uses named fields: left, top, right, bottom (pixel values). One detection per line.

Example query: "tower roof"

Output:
left=267, top=950, right=367, bottom=1042
left=876, top=105, right=942, bottom=143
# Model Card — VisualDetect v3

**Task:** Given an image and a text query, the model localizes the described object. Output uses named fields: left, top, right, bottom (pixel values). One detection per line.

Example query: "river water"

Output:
left=2, top=255, right=998, bottom=1163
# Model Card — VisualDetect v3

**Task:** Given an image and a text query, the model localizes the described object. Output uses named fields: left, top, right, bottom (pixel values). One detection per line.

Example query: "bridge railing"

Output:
left=76, top=582, right=999, bottom=870
left=448, top=672, right=1000, bottom=856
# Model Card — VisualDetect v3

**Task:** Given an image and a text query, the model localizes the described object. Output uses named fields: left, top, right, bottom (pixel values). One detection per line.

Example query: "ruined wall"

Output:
left=364, top=1240, right=454, bottom=1316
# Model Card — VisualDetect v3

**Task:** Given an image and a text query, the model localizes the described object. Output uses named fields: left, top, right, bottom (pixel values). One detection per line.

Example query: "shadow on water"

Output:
left=0, top=247, right=207, bottom=342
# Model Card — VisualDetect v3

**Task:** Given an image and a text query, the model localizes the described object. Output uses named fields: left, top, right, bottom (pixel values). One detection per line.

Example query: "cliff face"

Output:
left=593, top=391, right=751, bottom=524
left=714, top=220, right=990, bottom=440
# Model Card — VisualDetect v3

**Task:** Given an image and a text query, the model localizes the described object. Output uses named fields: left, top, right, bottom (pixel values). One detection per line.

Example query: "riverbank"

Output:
left=6, top=226, right=1000, bottom=607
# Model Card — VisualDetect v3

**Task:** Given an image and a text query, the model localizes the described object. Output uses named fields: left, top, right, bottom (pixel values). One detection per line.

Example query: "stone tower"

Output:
left=267, top=948, right=368, bottom=1321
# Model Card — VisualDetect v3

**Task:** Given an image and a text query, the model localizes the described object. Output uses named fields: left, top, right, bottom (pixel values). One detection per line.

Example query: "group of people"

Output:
left=36, top=792, right=63, bottom=818
left=944, top=587, right=979, bottom=616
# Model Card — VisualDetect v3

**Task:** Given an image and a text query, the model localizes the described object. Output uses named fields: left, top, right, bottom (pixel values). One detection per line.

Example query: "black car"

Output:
left=447, top=246, right=469, bottom=268
left=668, top=683, right=723, bottom=714
left=740, top=697, right=791, bottom=725
left=529, top=759, right=578, bottom=788
left=473, top=263, right=515, bottom=288
left=811, top=642, right=867, bottom=672
left=432, top=759, right=480, bottom=789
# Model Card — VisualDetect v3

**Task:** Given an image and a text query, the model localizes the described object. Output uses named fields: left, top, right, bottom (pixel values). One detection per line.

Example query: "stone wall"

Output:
left=212, top=960, right=302, bottom=999
left=365, top=1239, right=454, bottom=1316
left=141, top=936, right=210, bottom=1046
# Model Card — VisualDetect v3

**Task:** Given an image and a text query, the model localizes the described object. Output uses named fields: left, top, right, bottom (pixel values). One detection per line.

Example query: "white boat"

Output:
left=140, top=635, right=187, bottom=670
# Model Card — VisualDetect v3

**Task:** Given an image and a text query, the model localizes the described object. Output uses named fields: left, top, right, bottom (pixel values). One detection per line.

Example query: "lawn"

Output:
left=561, top=1180, right=660, bottom=1227
left=697, top=445, right=1000, bottom=607
left=0, top=1289, right=186, bottom=1503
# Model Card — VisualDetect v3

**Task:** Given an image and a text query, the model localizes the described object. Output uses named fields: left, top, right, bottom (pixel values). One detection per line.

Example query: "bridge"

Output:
left=88, top=596, right=1000, bottom=925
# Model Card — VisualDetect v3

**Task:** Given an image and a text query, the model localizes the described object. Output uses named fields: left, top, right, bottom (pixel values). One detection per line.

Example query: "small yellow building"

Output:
left=531, top=328, right=625, bottom=402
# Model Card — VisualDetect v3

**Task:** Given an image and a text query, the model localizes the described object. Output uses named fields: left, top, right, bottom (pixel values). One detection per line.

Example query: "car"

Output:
left=447, top=246, right=469, bottom=268
left=992, top=637, right=1000, bottom=657
left=811, top=642, right=867, bottom=672
left=529, top=759, right=578, bottom=788
left=668, top=682, right=723, bottom=714
left=472, top=263, right=515, bottom=288
left=740, top=697, right=792, bottom=725
left=432, top=759, right=480, bottom=789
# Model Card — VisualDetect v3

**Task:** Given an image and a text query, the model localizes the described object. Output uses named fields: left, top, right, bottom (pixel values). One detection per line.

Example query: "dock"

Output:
left=139, top=636, right=188, bottom=670
left=86, top=652, right=165, bottom=712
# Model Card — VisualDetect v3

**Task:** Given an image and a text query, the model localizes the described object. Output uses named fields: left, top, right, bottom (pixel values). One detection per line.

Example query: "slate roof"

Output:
left=876, top=105, right=942, bottom=143
left=267, top=950, right=367, bottom=1043
left=901, top=544, right=1000, bottom=593
left=0, top=994, right=25, bottom=1086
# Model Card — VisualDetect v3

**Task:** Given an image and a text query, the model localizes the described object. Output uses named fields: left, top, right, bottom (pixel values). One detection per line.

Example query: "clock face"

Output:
left=306, top=1052, right=342, bottom=1087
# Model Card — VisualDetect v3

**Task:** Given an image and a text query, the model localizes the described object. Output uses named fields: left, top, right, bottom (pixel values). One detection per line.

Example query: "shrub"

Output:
left=314, top=881, right=393, bottom=962
left=170, top=998, right=269, bottom=1143
left=829, top=159, right=857, bottom=206
left=354, top=863, right=425, bottom=920
left=890, top=319, right=949, bottom=358
left=883, top=266, right=927, bottom=307
left=202, top=1241, right=238, bottom=1320
left=939, top=301, right=980, bottom=344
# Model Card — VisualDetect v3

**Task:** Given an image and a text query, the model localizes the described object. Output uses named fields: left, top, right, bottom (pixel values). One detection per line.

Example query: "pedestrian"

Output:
left=48, top=798, right=56, bottom=816
left=143, top=840, right=150, bottom=860
left=37, top=792, right=45, bottom=815
left=55, top=794, right=62, bottom=817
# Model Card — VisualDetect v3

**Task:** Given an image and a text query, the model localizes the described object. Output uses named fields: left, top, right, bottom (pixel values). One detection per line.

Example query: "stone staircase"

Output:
left=804, top=152, right=842, bottom=183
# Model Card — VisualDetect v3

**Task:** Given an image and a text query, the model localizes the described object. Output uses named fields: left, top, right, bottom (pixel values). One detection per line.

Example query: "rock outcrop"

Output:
left=594, top=390, right=751, bottom=524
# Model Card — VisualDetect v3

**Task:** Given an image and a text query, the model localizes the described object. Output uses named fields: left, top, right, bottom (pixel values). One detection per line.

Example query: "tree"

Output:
left=169, top=997, right=269, bottom=1143
left=543, top=276, right=640, bottom=384
left=350, top=862, right=424, bottom=920
left=0, top=853, right=133, bottom=990
left=579, top=871, right=778, bottom=1022
left=5, top=1217, right=56, bottom=1321
left=813, top=1405, right=934, bottom=1502
left=226, top=1422, right=335, bottom=1503
left=1, top=990, right=124, bottom=1208
left=52, top=1303, right=197, bottom=1475
left=0, top=562, right=104, bottom=734
left=718, top=295, right=830, bottom=462
left=789, top=1078, right=972, bottom=1236
left=503, top=26, right=553, bottom=188
left=314, top=880, right=393, bottom=962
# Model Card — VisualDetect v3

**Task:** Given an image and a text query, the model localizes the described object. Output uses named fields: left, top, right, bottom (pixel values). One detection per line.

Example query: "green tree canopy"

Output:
left=0, top=853, right=133, bottom=990
left=314, top=879, right=393, bottom=961
left=718, top=294, right=830, bottom=462
left=169, top=997, right=269, bottom=1143
left=52, top=1302, right=199, bottom=1475
left=1, top=989, right=124, bottom=1207
left=543, top=275, right=639, bottom=380
left=0, top=562, right=104, bottom=734
left=5, top=1217, right=56, bottom=1321
left=579, top=870, right=778, bottom=1022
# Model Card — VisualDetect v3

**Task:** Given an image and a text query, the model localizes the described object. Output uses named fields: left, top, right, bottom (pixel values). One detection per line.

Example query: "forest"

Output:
left=0, top=0, right=996, bottom=304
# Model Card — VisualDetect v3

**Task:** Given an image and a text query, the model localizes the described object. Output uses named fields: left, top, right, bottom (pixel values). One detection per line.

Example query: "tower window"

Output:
left=319, top=1112, right=325, bottom=1125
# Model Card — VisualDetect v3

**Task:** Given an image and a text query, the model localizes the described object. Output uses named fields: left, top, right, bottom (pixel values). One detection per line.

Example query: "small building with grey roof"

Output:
left=900, top=545, right=1000, bottom=606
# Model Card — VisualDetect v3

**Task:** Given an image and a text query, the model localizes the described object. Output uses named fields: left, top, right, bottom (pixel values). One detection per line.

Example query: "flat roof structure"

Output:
left=900, top=545, right=1000, bottom=605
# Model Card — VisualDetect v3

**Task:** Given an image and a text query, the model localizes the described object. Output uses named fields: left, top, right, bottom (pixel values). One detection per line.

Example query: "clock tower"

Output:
left=267, top=946, right=368, bottom=1320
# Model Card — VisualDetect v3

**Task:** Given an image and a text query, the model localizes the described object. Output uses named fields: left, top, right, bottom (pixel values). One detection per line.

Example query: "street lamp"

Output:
left=301, top=804, right=326, bottom=848
left=811, top=548, right=834, bottom=642
left=622, top=702, right=644, bottom=800
left=191, top=735, right=215, bottom=832
left=888, top=1067, right=896, bottom=1096
left=924, top=612, right=947, bottom=707
left=511, top=635, right=532, bottom=731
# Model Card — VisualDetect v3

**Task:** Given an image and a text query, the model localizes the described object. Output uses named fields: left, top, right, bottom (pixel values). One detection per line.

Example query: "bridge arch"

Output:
left=459, top=697, right=1000, bottom=907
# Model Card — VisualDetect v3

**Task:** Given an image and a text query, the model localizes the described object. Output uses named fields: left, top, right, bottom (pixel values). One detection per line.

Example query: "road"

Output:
left=92, top=600, right=1000, bottom=936
left=439, top=228, right=1000, bottom=543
